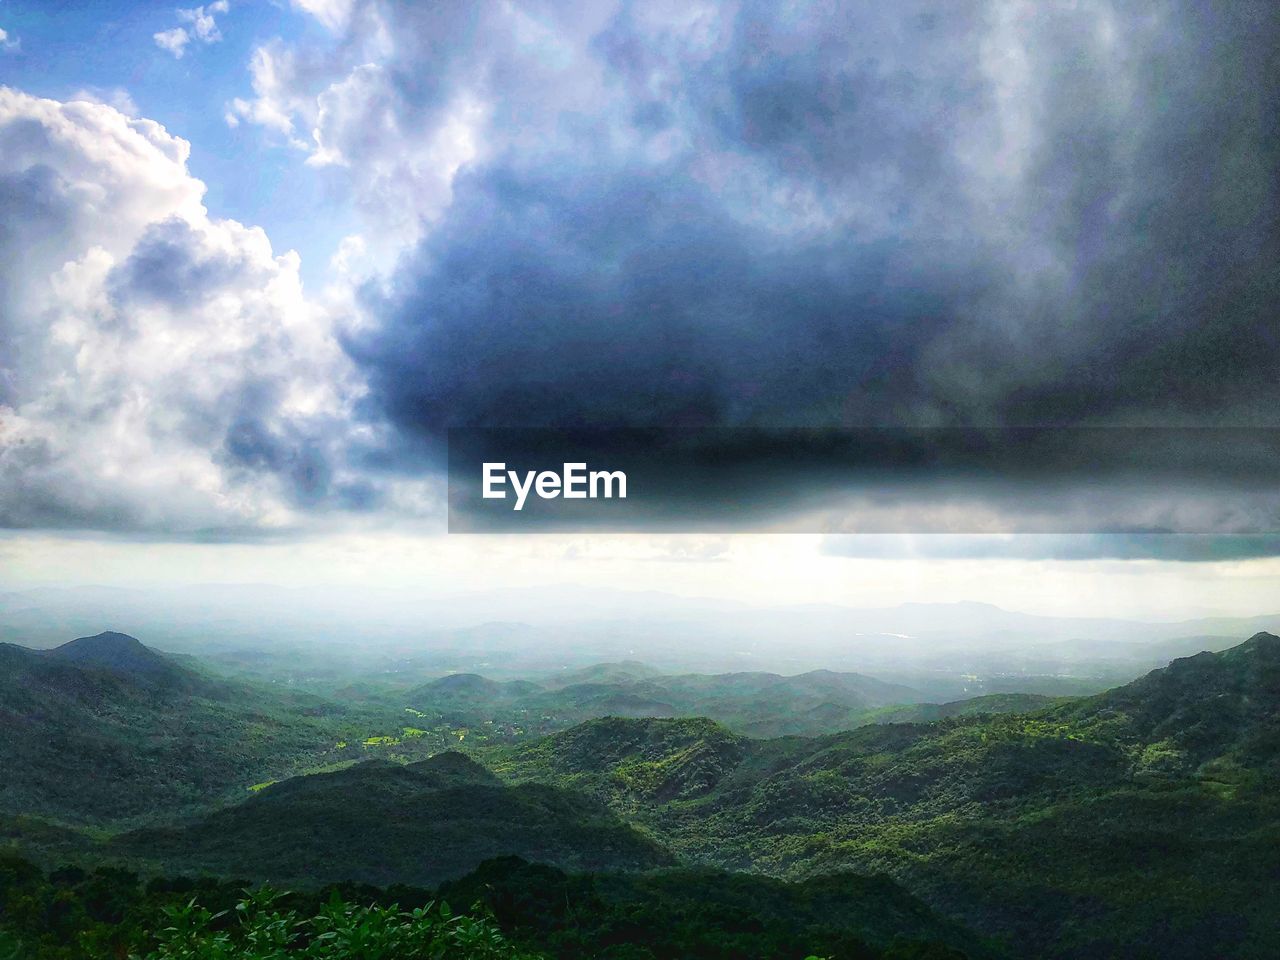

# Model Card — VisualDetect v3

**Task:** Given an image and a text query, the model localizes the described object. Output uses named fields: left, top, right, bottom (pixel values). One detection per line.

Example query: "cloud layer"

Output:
left=2, top=0, right=1278, bottom=540
left=293, top=0, right=1280, bottom=440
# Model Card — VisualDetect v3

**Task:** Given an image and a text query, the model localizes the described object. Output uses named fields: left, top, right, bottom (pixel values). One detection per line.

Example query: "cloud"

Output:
left=6, top=1, right=1280, bottom=539
left=0, top=27, right=19, bottom=53
left=821, top=534, right=1280, bottom=563
left=153, top=28, right=190, bottom=58
left=0, top=88, right=399, bottom=536
left=154, top=2, right=230, bottom=59
left=291, top=0, right=354, bottom=34
left=69, top=87, right=140, bottom=116
left=230, top=1, right=1278, bottom=446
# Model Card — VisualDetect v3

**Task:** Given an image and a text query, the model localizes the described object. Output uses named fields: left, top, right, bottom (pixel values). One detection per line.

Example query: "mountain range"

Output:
left=2, top=628, right=1277, bottom=957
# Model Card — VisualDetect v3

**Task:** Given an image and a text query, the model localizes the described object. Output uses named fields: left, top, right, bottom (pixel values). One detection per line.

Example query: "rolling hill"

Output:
left=487, top=634, right=1280, bottom=958
left=0, top=632, right=342, bottom=824
left=406, top=663, right=927, bottom=737
left=111, top=752, right=674, bottom=887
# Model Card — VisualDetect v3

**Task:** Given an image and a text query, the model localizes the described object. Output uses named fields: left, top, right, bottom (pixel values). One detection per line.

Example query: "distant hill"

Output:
left=0, top=633, right=341, bottom=824
left=541, top=660, right=666, bottom=687
left=486, top=634, right=1280, bottom=958
left=406, top=673, right=543, bottom=709
left=113, top=754, right=673, bottom=887
left=406, top=662, right=923, bottom=737
left=864, top=692, right=1061, bottom=725
left=496, top=717, right=751, bottom=809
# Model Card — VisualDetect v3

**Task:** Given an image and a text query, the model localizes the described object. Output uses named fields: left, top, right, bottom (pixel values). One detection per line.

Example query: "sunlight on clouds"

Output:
left=0, top=89, right=366, bottom=534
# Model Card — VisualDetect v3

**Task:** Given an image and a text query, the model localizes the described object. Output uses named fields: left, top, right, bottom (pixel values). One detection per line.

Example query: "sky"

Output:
left=0, top=0, right=1277, bottom=621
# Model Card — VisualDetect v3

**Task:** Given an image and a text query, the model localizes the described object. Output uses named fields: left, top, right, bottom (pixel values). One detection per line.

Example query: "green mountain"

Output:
left=4, top=630, right=1277, bottom=957
left=1051, top=630, right=1280, bottom=778
left=540, top=660, right=666, bottom=687
left=111, top=752, right=673, bottom=887
left=488, top=634, right=1280, bottom=958
left=0, top=633, right=340, bottom=825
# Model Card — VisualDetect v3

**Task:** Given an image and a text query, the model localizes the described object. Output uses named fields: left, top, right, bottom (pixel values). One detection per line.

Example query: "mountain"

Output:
left=1052, top=630, right=1280, bottom=777
left=0, top=633, right=342, bottom=824
left=496, top=717, right=751, bottom=809
left=486, top=634, right=1280, bottom=958
left=863, top=692, right=1061, bottom=725
left=46, top=631, right=186, bottom=680
left=11, top=585, right=1276, bottom=681
left=406, top=663, right=923, bottom=737
left=113, top=753, right=673, bottom=887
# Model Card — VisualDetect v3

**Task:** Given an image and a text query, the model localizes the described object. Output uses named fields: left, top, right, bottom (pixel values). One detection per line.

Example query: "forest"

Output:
left=1, top=629, right=1278, bottom=958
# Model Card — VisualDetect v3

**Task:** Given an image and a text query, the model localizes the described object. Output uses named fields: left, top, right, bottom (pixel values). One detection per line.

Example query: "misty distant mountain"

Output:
left=404, top=664, right=923, bottom=737
left=3, top=585, right=1275, bottom=684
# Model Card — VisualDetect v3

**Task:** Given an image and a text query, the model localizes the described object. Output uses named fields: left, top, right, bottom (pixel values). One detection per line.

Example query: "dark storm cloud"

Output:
left=8, top=2, right=1277, bottom=539
left=335, top=0, right=1280, bottom=533
left=821, top=534, right=1280, bottom=563
left=217, top=381, right=378, bottom=513
left=345, top=163, right=989, bottom=436
left=350, top=0, right=1280, bottom=446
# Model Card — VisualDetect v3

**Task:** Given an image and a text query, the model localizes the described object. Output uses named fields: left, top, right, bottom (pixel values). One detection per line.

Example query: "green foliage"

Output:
left=138, top=889, right=537, bottom=960
left=439, top=857, right=992, bottom=959
left=481, top=636, right=1280, bottom=958
left=0, top=854, right=972, bottom=960
left=0, top=855, right=537, bottom=960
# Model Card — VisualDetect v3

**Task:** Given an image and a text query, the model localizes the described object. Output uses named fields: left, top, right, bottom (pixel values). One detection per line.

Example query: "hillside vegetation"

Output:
left=487, top=634, right=1280, bottom=958
left=0, top=634, right=342, bottom=824
left=2, top=630, right=1278, bottom=958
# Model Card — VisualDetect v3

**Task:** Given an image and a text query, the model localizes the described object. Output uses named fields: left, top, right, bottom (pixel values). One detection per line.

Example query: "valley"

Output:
left=1, top=626, right=1278, bottom=957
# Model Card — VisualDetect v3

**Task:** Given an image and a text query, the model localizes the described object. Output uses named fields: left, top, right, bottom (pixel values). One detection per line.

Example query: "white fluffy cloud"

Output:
left=0, top=88, right=386, bottom=535
left=154, top=1, right=230, bottom=59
